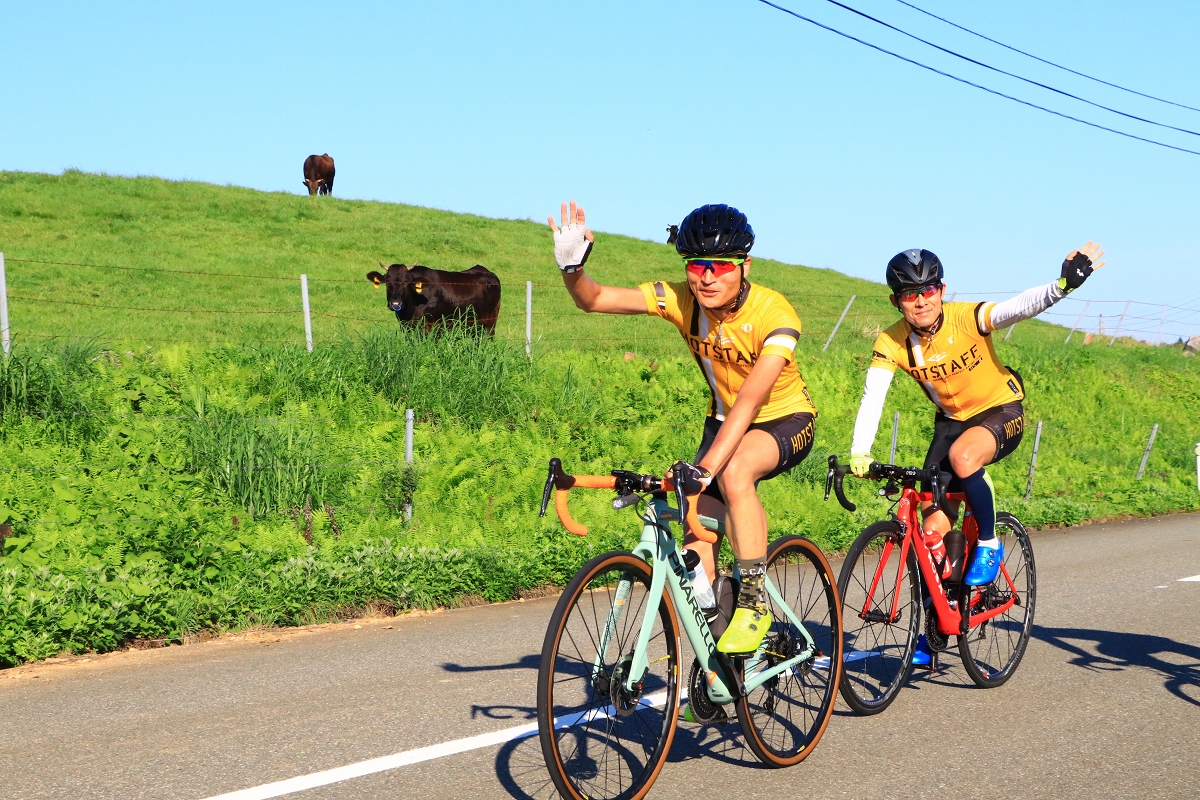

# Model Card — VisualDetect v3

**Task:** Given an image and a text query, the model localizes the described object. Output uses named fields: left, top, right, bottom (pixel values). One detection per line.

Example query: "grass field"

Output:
left=0, top=170, right=1197, bottom=665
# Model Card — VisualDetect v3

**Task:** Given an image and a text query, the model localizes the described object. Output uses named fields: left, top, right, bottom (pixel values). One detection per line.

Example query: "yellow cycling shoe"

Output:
left=716, top=604, right=772, bottom=653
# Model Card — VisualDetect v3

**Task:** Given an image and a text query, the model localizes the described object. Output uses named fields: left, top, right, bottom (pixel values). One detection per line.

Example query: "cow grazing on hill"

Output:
left=666, top=224, right=678, bottom=245
left=366, top=263, right=501, bottom=333
left=303, top=154, right=335, bottom=196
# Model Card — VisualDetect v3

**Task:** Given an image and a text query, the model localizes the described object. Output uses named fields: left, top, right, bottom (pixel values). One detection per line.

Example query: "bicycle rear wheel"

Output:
left=836, top=521, right=920, bottom=715
left=537, top=551, right=680, bottom=800
left=735, top=535, right=842, bottom=767
left=959, top=512, right=1036, bottom=688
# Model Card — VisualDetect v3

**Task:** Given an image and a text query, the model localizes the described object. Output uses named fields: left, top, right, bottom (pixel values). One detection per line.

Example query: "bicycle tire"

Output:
left=735, top=535, right=842, bottom=767
left=958, top=512, right=1036, bottom=688
left=836, top=520, right=920, bottom=715
left=537, top=551, right=680, bottom=800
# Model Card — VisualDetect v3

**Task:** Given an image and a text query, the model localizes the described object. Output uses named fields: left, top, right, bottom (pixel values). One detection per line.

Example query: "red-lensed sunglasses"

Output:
left=684, top=257, right=746, bottom=277
left=895, top=283, right=943, bottom=302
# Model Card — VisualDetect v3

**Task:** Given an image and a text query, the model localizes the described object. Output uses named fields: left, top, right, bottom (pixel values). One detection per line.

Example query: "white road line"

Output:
left=201, top=690, right=675, bottom=800
left=1178, top=574, right=1200, bottom=582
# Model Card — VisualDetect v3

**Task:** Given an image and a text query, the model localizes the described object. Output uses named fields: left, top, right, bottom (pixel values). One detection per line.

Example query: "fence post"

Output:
left=1195, top=443, right=1200, bottom=492
left=1156, top=305, right=1166, bottom=345
left=300, top=274, right=313, bottom=352
left=823, top=294, right=856, bottom=352
left=1004, top=323, right=1016, bottom=341
left=1136, top=423, right=1159, bottom=480
left=0, top=252, right=9, bottom=357
left=404, top=408, right=414, bottom=521
left=525, top=280, right=533, bottom=357
left=889, top=411, right=899, bottom=464
left=1065, top=299, right=1090, bottom=343
left=1109, top=300, right=1130, bottom=346
left=1024, top=420, right=1043, bottom=500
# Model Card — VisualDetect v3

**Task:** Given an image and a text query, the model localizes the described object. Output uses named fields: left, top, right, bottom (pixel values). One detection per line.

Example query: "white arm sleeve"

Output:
left=850, top=367, right=895, bottom=455
left=983, top=281, right=1065, bottom=331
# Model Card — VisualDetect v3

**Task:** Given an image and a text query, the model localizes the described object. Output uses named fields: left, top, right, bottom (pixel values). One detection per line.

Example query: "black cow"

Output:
left=666, top=224, right=678, bottom=245
left=366, top=263, right=501, bottom=333
left=303, top=153, right=335, bottom=196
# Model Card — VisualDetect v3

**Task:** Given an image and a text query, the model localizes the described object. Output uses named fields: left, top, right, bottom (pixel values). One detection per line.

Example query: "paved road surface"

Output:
left=3, top=513, right=1199, bottom=799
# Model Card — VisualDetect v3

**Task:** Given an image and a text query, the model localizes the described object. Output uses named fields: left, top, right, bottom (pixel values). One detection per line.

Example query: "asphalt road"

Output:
left=3, top=513, right=1199, bottom=800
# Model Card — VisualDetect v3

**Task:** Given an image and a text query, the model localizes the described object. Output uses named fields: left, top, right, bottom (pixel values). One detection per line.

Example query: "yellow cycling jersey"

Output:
left=870, top=301, right=1024, bottom=420
left=638, top=280, right=817, bottom=422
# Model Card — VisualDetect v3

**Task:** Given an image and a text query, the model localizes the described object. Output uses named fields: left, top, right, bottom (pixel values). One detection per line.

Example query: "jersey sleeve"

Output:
left=638, top=280, right=686, bottom=327
left=869, top=328, right=903, bottom=373
left=758, top=295, right=802, bottom=362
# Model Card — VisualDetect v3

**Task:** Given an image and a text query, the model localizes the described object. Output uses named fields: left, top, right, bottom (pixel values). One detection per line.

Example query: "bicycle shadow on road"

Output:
left=1034, top=625, right=1200, bottom=708
left=441, top=654, right=541, bottom=673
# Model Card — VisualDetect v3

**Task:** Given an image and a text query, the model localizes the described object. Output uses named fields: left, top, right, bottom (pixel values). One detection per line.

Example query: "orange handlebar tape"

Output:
left=685, top=498, right=718, bottom=544
left=571, top=475, right=617, bottom=490
left=555, top=489, right=588, bottom=536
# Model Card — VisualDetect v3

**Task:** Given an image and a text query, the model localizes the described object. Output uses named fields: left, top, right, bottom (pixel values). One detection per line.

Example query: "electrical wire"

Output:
left=752, top=0, right=1200, bottom=157
left=889, top=0, right=1200, bottom=114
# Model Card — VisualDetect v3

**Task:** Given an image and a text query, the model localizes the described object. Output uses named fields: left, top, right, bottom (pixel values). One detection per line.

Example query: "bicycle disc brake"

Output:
left=686, top=659, right=729, bottom=725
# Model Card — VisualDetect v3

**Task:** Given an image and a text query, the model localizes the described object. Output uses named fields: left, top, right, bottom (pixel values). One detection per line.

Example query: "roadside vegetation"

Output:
left=0, top=170, right=1197, bottom=666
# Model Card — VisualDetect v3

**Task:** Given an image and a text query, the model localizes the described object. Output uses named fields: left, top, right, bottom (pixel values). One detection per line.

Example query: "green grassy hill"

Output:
left=0, top=170, right=1197, bottom=665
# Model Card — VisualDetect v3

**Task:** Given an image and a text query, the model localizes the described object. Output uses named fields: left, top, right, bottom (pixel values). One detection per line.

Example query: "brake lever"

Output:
left=671, top=463, right=689, bottom=522
left=824, top=455, right=837, bottom=501
left=540, top=458, right=567, bottom=517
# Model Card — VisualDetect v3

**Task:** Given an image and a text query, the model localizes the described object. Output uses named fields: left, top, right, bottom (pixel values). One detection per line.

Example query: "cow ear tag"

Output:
left=415, top=282, right=423, bottom=294
left=372, top=277, right=381, bottom=288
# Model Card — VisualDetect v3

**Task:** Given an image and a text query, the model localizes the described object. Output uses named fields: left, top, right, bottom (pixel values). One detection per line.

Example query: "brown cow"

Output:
left=303, top=154, right=335, bottom=196
left=365, top=263, right=501, bottom=334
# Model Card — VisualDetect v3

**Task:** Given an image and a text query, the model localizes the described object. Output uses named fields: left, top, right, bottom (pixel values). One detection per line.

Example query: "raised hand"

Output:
left=547, top=200, right=595, bottom=273
left=1059, top=241, right=1105, bottom=293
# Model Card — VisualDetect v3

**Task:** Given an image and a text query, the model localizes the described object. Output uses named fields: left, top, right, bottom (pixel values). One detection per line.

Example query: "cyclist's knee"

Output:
left=949, top=446, right=986, bottom=477
left=717, top=463, right=756, bottom=495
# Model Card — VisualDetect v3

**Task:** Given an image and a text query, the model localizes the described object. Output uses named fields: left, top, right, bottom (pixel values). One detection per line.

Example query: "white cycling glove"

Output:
left=553, top=224, right=593, bottom=273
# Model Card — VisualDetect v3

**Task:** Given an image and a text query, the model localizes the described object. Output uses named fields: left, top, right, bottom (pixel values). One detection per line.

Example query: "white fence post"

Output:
left=1004, top=323, right=1016, bottom=341
left=404, top=408, right=414, bottom=521
left=889, top=411, right=899, bottom=464
left=1065, top=299, right=1090, bottom=343
left=1024, top=420, right=1043, bottom=500
left=1109, top=300, right=1130, bottom=346
left=0, top=252, right=10, bottom=357
left=1156, top=305, right=1166, bottom=345
left=300, top=274, right=313, bottom=352
left=823, top=294, right=856, bottom=352
left=1195, top=443, right=1200, bottom=492
left=1136, top=424, right=1159, bottom=480
left=525, top=280, right=533, bottom=357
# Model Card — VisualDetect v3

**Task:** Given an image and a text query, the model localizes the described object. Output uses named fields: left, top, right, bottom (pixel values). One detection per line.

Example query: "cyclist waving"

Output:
left=548, top=200, right=818, bottom=654
left=848, top=244, right=1104, bottom=659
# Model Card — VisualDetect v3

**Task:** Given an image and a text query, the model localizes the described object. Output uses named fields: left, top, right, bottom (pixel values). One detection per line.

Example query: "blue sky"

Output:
left=3, top=1, right=1198, bottom=339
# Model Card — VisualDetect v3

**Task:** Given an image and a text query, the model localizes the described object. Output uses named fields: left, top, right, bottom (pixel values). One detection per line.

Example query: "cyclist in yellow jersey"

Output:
left=849, top=244, right=1105, bottom=664
left=548, top=200, right=817, bottom=656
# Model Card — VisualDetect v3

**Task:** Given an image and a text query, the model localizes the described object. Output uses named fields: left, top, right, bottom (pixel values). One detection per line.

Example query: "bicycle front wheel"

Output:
left=959, top=512, right=1036, bottom=688
left=836, top=520, right=920, bottom=715
left=735, top=535, right=842, bottom=767
left=537, top=551, right=680, bottom=800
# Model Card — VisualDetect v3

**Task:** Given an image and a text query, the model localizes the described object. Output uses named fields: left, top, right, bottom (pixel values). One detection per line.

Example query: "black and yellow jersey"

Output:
left=870, top=301, right=1024, bottom=420
left=638, top=280, right=817, bottom=422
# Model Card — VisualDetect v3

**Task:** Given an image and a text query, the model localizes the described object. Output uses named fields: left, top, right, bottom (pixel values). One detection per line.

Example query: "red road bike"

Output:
left=825, top=456, right=1036, bottom=714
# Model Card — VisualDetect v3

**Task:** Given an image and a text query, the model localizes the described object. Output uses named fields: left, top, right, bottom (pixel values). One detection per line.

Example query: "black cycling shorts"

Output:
left=694, top=412, right=816, bottom=505
left=922, top=401, right=1024, bottom=493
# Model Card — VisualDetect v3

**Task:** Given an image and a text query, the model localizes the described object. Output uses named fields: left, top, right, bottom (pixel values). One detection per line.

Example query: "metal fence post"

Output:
left=525, top=281, right=533, bottom=357
left=1065, top=299, right=1090, bottom=343
left=1156, top=305, right=1166, bottom=346
left=404, top=408, right=414, bottom=521
left=300, top=274, right=313, bottom=352
left=1136, top=424, right=1159, bottom=480
left=1109, top=300, right=1130, bottom=346
left=0, top=252, right=10, bottom=357
left=823, top=294, right=856, bottom=352
left=1004, top=323, right=1016, bottom=341
left=1195, top=443, right=1200, bottom=492
left=1024, top=420, right=1043, bottom=500
left=889, top=411, right=899, bottom=464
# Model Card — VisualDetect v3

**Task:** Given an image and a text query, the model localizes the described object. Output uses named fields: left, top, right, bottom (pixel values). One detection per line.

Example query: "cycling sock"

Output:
left=735, top=559, right=766, bottom=607
left=960, top=468, right=996, bottom=542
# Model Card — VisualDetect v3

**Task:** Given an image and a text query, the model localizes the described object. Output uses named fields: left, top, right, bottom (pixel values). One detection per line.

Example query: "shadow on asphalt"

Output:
left=442, top=654, right=541, bottom=673
left=1034, top=625, right=1200, bottom=707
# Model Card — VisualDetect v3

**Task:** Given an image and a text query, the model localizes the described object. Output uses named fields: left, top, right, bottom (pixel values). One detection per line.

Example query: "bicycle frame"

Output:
left=867, top=485, right=1021, bottom=637
left=596, top=495, right=820, bottom=705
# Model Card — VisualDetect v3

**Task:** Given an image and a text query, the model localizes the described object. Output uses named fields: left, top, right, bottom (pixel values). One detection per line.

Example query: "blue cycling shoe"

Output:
left=911, top=634, right=932, bottom=667
left=964, top=538, right=1004, bottom=586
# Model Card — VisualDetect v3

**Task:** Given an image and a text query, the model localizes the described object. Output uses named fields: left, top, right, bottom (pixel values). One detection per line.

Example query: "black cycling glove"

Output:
left=1058, top=252, right=1093, bottom=293
left=674, top=461, right=712, bottom=494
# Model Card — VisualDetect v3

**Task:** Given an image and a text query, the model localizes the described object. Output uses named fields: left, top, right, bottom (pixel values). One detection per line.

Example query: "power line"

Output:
left=815, top=0, right=1200, bottom=138
left=752, top=0, right=1200, bottom=157
left=889, top=0, right=1200, bottom=114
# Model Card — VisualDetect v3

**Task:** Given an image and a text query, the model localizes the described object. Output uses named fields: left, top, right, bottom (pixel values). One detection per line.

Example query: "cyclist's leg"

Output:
left=955, top=404, right=1024, bottom=584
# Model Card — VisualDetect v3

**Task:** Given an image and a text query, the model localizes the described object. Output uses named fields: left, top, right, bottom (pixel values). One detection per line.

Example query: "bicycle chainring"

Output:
left=925, top=607, right=950, bottom=653
left=686, top=659, right=729, bottom=725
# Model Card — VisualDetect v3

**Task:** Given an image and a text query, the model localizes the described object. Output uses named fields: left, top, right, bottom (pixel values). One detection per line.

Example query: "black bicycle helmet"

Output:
left=675, top=204, right=755, bottom=258
left=885, top=249, right=944, bottom=293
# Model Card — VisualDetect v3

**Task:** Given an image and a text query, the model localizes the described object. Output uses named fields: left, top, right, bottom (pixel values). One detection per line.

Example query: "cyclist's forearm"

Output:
left=985, top=281, right=1065, bottom=330
left=850, top=367, right=894, bottom=454
left=562, top=270, right=603, bottom=311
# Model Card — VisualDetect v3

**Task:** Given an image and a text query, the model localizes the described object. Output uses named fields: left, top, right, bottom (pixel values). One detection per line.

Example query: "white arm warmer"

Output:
left=850, top=367, right=895, bottom=455
left=984, top=281, right=1065, bottom=331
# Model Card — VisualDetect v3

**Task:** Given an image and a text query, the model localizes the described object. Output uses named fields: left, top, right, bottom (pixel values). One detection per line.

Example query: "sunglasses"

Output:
left=895, top=283, right=943, bottom=302
left=684, top=257, right=746, bottom=277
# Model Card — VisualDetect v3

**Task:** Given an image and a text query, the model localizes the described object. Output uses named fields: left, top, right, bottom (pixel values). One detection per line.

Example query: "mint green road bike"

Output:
left=535, top=459, right=843, bottom=800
